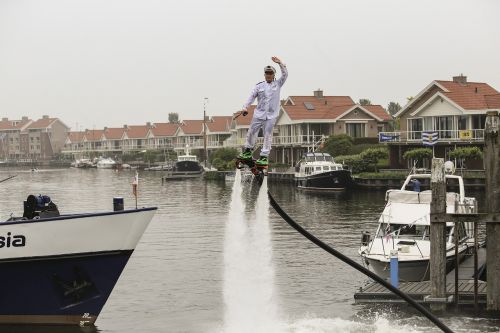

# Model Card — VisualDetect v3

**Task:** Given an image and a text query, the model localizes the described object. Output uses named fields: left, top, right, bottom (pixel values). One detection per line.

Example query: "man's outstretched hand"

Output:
left=271, top=56, right=282, bottom=64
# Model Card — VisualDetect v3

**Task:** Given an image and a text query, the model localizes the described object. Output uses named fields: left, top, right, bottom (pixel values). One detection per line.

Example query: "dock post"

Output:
left=485, top=111, right=500, bottom=311
left=390, top=249, right=399, bottom=288
left=430, top=158, right=447, bottom=311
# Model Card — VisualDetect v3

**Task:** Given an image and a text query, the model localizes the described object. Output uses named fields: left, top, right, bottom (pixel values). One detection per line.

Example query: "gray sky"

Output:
left=1, top=0, right=499, bottom=130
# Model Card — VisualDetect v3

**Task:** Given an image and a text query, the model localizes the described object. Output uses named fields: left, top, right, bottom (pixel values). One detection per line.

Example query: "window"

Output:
left=457, top=116, right=467, bottom=130
left=435, top=116, right=453, bottom=138
left=408, top=118, right=423, bottom=140
left=472, top=114, right=486, bottom=130
left=346, top=123, right=365, bottom=138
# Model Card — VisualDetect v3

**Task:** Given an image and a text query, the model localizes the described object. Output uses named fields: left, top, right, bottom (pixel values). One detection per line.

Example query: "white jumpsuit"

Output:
left=242, top=63, right=288, bottom=157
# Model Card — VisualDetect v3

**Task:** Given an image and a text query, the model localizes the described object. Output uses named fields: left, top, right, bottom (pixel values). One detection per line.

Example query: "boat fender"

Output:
left=361, top=231, right=371, bottom=246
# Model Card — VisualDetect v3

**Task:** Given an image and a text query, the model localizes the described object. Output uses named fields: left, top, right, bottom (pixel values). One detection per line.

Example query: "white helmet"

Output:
left=264, top=65, right=276, bottom=74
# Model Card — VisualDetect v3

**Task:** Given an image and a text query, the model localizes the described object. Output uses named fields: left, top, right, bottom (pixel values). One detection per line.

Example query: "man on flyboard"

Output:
left=237, top=56, right=288, bottom=167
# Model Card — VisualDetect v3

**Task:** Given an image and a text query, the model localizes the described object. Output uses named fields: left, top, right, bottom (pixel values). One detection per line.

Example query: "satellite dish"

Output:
left=444, top=161, right=455, bottom=174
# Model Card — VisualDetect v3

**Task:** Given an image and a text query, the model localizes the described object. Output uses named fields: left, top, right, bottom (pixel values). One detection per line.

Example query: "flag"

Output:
left=132, top=171, right=138, bottom=198
left=422, top=131, right=438, bottom=146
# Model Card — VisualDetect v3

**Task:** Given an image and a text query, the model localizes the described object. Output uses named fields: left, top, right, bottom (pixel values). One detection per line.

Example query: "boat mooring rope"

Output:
left=267, top=191, right=453, bottom=333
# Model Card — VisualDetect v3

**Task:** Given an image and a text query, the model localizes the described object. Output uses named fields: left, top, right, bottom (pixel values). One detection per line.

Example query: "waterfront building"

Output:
left=380, top=75, right=500, bottom=169
left=0, top=115, right=69, bottom=161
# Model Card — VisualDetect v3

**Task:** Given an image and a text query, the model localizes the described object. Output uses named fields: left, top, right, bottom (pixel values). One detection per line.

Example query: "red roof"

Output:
left=360, top=105, right=392, bottom=121
left=485, top=94, right=500, bottom=109
left=231, top=106, right=255, bottom=127
left=0, top=120, right=15, bottom=130
left=125, top=125, right=149, bottom=139
left=435, top=80, right=499, bottom=110
left=67, top=131, right=85, bottom=143
left=178, top=120, right=204, bottom=135
left=27, top=117, right=58, bottom=129
left=0, top=118, right=32, bottom=130
left=84, top=129, right=104, bottom=141
left=207, top=116, right=232, bottom=133
left=103, top=127, right=126, bottom=140
left=151, top=123, right=179, bottom=137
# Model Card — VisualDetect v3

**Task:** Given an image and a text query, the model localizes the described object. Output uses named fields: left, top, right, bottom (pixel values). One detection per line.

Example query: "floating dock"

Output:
left=355, top=248, right=487, bottom=305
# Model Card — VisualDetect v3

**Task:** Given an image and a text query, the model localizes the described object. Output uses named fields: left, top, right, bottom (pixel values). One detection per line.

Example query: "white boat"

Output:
left=71, top=158, right=95, bottom=168
left=96, top=157, right=116, bottom=169
left=0, top=194, right=156, bottom=325
left=359, top=169, right=477, bottom=282
left=294, top=152, right=353, bottom=191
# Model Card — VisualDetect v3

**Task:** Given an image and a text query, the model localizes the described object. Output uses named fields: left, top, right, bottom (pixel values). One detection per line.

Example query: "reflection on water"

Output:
left=0, top=168, right=491, bottom=333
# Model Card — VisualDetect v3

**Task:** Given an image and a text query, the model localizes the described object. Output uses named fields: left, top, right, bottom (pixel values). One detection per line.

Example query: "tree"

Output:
left=403, top=148, right=432, bottom=169
left=359, top=98, right=372, bottom=105
left=387, top=102, right=402, bottom=117
left=448, top=146, right=483, bottom=169
left=320, top=134, right=353, bottom=157
left=359, top=147, right=388, bottom=172
left=168, top=112, right=179, bottom=123
left=210, top=147, right=239, bottom=170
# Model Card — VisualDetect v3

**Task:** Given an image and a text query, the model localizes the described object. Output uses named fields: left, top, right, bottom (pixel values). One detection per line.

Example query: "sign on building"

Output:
left=459, top=130, right=472, bottom=140
left=422, top=131, right=438, bottom=146
left=379, top=133, right=400, bottom=142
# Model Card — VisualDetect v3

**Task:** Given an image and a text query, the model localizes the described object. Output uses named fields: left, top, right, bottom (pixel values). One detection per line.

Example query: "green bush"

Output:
left=448, top=147, right=482, bottom=160
left=350, top=143, right=383, bottom=155
left=403, top=148, right=432, bottom=161
left=320, top=134, right=354, bottom=156
left=209, top=147, right=239, bottom=171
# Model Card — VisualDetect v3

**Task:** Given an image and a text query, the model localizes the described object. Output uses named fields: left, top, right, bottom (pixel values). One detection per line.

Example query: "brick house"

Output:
left=382, top=75, right=500, bottom=169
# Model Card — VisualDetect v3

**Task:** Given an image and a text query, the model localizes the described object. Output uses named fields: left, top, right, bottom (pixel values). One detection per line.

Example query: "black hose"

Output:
left=267, top=191, right=453, bottom=333
left=0, top=175, right=17, bottom=184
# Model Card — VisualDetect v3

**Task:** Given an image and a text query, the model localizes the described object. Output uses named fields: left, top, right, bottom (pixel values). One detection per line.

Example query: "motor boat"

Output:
left=294, top=152, right=353, bottom=191
left=71, top=158, right=95, bottom=168
left=359, top=168, right=477, bottom=282
left=163, top=146, right=203, bottom=180
left=96, top=157, right=116, bottom=169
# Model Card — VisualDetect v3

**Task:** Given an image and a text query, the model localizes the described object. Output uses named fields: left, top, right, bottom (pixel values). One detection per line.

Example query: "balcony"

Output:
left=223, top=135, right=325, bottom=148
left=378, top=129, right=485, bottom=144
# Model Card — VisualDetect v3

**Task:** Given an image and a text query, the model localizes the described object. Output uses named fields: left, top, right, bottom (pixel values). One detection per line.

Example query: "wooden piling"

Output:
left=485, top=111, right=500, bottom=311
left=429, top=158, right=447, bottom=311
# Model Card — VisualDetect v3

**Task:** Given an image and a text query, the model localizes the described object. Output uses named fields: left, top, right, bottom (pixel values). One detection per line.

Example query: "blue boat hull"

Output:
left=0, top=250, right=133, bottom=325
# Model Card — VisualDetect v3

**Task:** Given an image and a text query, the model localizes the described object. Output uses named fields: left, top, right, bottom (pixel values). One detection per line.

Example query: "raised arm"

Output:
left=272, top=56, right=288, bottom=87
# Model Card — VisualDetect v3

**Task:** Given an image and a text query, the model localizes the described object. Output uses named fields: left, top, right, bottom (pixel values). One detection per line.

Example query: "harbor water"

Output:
left=0, top=168, right=496, bottom=333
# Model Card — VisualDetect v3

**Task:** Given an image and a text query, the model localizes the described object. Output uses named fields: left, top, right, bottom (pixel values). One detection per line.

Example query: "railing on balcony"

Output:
left=223, top=135, right=325, bottom=148
left=379, top=129, right=485, bottom=143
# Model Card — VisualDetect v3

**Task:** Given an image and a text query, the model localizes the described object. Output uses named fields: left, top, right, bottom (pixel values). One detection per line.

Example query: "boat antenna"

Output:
left=268, top=191, right=453, bottom=333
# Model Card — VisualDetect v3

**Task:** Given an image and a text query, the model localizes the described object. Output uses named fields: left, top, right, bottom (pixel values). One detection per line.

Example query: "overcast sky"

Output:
left=0, top=0, right=499, bottom=130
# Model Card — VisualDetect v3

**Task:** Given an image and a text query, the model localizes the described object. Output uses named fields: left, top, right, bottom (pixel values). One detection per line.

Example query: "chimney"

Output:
left=146, top=122, right=151, bottom=128
left=452, top=74, right=467, bottom=85
left=313, top=89, right=323, bottom=98
left=42, top=115, right=49, bottom=119
left=104, top=126, right=108, bottom=131
left=22, top=116, right=28, bottom=121
left=1, top=117, right=7, bottom=121
left=123, top=125, right=128, bottom=129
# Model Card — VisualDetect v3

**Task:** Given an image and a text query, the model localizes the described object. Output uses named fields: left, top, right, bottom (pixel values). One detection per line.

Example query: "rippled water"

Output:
left=0, top=168, right=495, bottom=333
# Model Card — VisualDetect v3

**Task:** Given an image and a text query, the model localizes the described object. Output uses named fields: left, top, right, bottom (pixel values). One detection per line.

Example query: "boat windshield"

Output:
left=378, top=223, right=430, bottom=240
left=324, top=155, right=333, bottom=162
left=377, top=223, right=456, bottom=241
